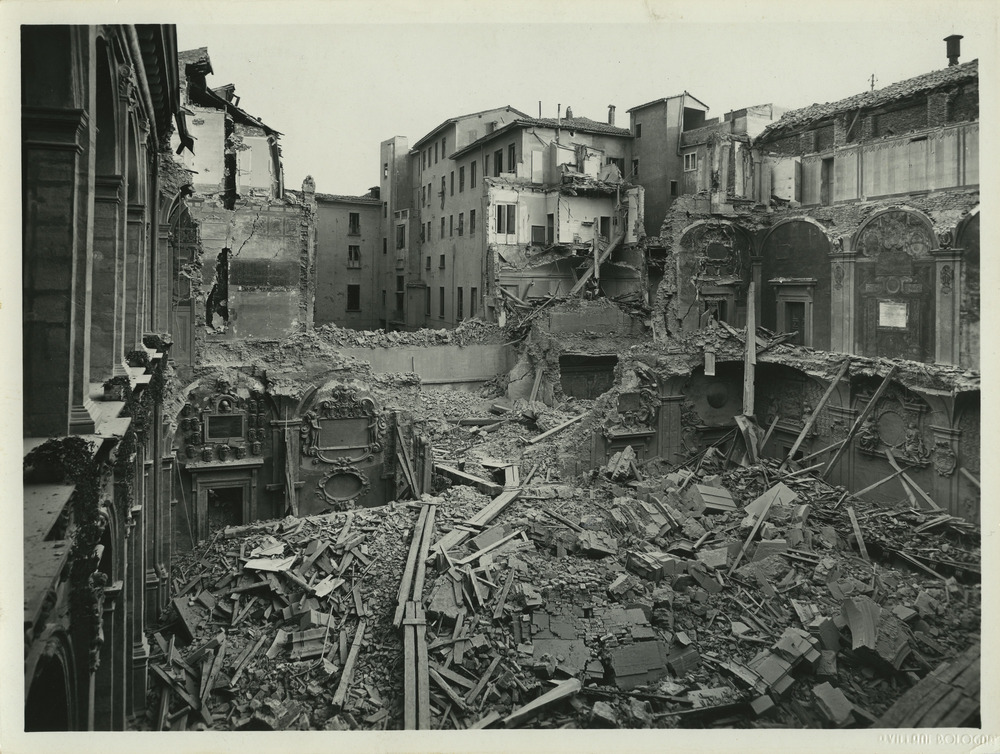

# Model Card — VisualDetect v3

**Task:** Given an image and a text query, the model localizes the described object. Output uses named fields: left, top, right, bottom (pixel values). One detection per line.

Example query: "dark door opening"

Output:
left=785, top=301, right=805, bottom=345
left=559, top=354, right=618, bottom=399
left=26, top=658, right=71, bottom=731
left=207, top=487, right=243, bottom=533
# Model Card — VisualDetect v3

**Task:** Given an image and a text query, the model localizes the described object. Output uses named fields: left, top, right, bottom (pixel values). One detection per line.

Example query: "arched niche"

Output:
left=94, top=38, right=119, bottom=176
left=678, top=221, right=754, bottom=327
left=755, top=362, right=840, bottom=456
left=25, top=633, right=77, bottom=731
left=760, top=219, right=832, bottom=349
left=852, top=208, right=936, bottom=362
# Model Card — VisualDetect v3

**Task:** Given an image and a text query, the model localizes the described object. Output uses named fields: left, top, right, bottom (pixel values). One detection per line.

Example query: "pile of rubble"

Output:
left=313, top=318, right=504, bottom=348
left=136, top=392, right=980, bottom=731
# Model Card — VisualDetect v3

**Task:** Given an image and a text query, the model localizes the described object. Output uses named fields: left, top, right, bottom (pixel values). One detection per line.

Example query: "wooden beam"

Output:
left=503, top=678, right=583, bottom=727
left=780, top=358, right=850, bottom=472
left=847, top=505, right=870, bottom=562
left=853, top=466, right=910, bottom=497
left=822, top=364, right=898, bottom=479
left=403, top=602, right=417, bottom=730
left=569, top=230, right=624, bottom=296
left=959, top=467, right=980, bottom=489
left=743, top=281, right=756, bottom=417
left=728, top=493, right=775, bottom=576
left=332, top=619, right=367, bottom=709
left=412, top=504, right=436, bottom=598
left=528, top=367, right=543, bottom=404
left=885, top=448, right=942, bottom=511
left=798, top=438, right=846, bottom=464
left=526, top=414, right=584, bottom=445
left=760, top=414, right=781, bottom=451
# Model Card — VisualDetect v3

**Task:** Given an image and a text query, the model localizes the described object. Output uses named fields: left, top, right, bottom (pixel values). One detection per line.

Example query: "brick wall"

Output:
left=873, top=102, right=927, bottom=137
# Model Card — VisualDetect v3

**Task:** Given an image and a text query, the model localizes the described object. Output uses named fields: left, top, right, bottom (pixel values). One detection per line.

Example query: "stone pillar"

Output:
left=929, top=424, right=961, bottom=517
left=144, top=456, right=160, bottom=626
left=829, top=249, right=857, bottom=354
left=126, top=203, right=146, bottom=350
left=931, top=247, right=963, bottom=367
left=91, top=175, right=126, bottom=377
left=750, top=256, right=763, bottom=326
left=126, top=476, right=149, bottom=716
left=23, top=107, right=97, bottom=435
left=93, top=580, right=122, bottom=730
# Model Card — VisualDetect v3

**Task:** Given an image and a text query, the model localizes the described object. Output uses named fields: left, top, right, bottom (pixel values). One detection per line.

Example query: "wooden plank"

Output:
left=150, top=663, right=212, bottom=725
left=885, top=448, right=942, bottom=511
left=743, top=281, right=756, bottom=417
left=854, top=466, right=910, bottom=497
left=200, top=638, right=227, bottom=704
left=823, top=364, right=899, bottom=479
left=493, top=565, right=517, bottom=620
left=431, top=662, right=476, bottom=690
left=434, top=463, right=504, bottom=496
left=394, top=505, right=429, bottom=628
left=727, top=494, right=775, bottom=576
left=433, top=488, right=522, bottom=555
left=415, top=605, right=431, bottom=730
left=526, top=414, right=584, bottom=445
left=780, top=358, right=850, bottom=471
left=468, top=710, right=502, bottom=729
left=453, top=529, right=525, bottom=566
left=797, top=438, right=846, bottom=464
left=760, top=414, right=781, bottom=451
left=465, top=655, right=502, bottom=705
left=403, top=603, right=417, bottom=730
left=229, top=633, right=267, bottom=687
left=429, top=668, right=469, bottom=710
left=959, top=466, right=980, bottom=489
left=542, top=508, right=583, bottom=532
left=396, top=424, right=419, bottom=497
left=412, top=504, right=436, bottom=598
left=502, top=678, right=582, bottom=728
left=846, top=506, right=869, bottom=562
left=332, top=619, right=367, bottom=709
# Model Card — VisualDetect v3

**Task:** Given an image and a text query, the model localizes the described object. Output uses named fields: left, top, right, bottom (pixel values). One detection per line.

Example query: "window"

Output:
left=396, top=275, right=405, bottom=314
left=632, top=159, right=640, bottom=177
left=425, top=256, right=431, bottom=270
left=422, top=151, right=427, bottom=170
left=439, top=254, right=446, bottom=269
left=383, top=202, right=387, bottom=218
left=820, top=157, right=834, bottom=206
left=427, top=182, right=431, bottom=203
left=531, top=225, right=546, bottom=244
left=546, top=213, right=555, bottom=245
left=450, top=171, right=454, bottom=196
left=470, top=209, right=476, bottom=234
left=440, top=217, right=445, bottom=238
left=349, top=212, right=360, bottom=235
left=508, top=144, right=516, bottom=173
left=459, top=166, right=465, bottom=192
left=471, top=161, right=477, bottom=187
left=346, top=284, right=360, bottom=311
left=427, top=221, right=431, bottom=241
left=440, top=177, right=446, bottom=209
left=396, top=223, right=406, bottom=249
left=449, top=215, right=453, bottom=237
left=484, top=154, right=489, bottom=177
left=458, top=212, right=464, bottom=236
left=383, top=238, right=387, bottom=255
left=382, top=289, right=386, bottom=311
left=441, top=136, right=446, bottom=156
left=383, top=162, right=389, bottom=179
left=421, top=185, right=426, bottom=206
left=457, top=287, right=464, bottom=320
left=425, top=287, right=431, bottom=315
left=434, top=142, right=438, bottom=163
left=670, top=180, right=678, bottom=196
left=683, top=152, right=697, bottom=172
left=635, top=123, right=642, bottom=138
left=470, top=287, right=478, bottom=316
left=347, top=245, right=361, bottom=268
left=494, top=149, right=503, bottom=176
left=495, top=203, right=516, bottom=235
left=439, top=286, right=445, bottom=318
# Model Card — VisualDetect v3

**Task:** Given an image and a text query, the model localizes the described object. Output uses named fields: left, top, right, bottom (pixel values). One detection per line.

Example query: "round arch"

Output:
left=852, top=206, right=936, bottom=259
left=25, top=631, right=77, bottom=731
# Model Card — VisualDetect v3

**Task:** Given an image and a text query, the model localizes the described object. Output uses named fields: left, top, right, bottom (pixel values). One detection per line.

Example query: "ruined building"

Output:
left=21, top=29, right=981, bottom=735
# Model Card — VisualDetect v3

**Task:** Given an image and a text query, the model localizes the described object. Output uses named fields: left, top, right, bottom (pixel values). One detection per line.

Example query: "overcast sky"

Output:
left=172, top=2, right=996, bottom=196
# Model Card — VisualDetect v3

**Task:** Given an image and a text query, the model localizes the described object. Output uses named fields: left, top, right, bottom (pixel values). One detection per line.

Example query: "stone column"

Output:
left=126, top=203, right=147, bottom=350
left=829, top=249, right=857, bottom=354
left=158, top=448, right=175, bottom=614
left=144, top=456, right=160, bottom=626
left=931, top=246, right=963, bottom=367
left=91, top=175, right=126, bottom=377
left=23, top=107, right=97, bottom=435
left=93, top=580, right=122, bottom=730
left=126, top=475, right=149, bottom=716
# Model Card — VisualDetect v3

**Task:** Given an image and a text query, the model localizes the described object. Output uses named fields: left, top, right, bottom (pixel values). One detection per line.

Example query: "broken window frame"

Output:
left=458, top=212, right=464, bottom=236
left=347, top=245, right=361, bottom=268
left=396, top=223, right=406, bottom=250
left=348, top=212, right=361, bottom=235
left=470, top=209, right=476, bottom=234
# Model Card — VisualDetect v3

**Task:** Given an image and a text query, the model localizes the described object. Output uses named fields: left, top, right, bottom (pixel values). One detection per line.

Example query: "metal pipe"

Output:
left=124, top=25, right=159, bottom=143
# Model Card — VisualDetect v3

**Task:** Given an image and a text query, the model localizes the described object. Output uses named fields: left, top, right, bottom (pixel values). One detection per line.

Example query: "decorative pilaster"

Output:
left=929, top=424, right=961, bottom=517
left=829, top=248, right=857, bottom=354
left=931, top=245, right=963, bottom=367
left=750, top=255, right=763, bottom=326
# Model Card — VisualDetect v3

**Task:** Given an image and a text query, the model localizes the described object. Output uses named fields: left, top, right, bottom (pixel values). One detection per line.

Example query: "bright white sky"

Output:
left=171, top=0, right=996, bottom=196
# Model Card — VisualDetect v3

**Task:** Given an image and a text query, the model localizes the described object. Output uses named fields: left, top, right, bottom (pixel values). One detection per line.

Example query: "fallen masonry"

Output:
left=132, top=387, right=980, bottom=731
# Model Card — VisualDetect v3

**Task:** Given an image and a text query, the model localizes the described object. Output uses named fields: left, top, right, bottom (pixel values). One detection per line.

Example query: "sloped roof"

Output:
left=411, top=106, right=531, bottom=149
left=314, top=192, right=380, bottom=205
left=759, top=59, right=978, bottom=140
left=450, top=116, right=632, bottom=159
left=627, top=92, right=710, bottom=113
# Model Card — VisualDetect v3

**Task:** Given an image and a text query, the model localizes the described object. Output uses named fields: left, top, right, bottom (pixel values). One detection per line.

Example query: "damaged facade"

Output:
left=21, top=29, right=981, bottom=736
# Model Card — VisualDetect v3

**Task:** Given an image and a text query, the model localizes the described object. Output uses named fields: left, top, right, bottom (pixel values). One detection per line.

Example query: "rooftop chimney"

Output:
left=566, top=106, right=573, bottom=119
left=945, top=34, right=963, bottom=66
left=608, top=105, right=616, bottom=125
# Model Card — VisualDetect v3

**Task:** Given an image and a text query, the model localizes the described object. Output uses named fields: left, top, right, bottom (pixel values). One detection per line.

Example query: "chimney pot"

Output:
left=944, top=34, right=963, bottom=66
left=566, top=106, right=573, bottom=119
left=608, top=105, right=616, bottom=125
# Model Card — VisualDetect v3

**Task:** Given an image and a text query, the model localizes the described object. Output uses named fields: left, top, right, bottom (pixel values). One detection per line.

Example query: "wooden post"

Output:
left=822, top=364, right=898, bottom=479
left=779, top=358, right=850, bottom=472
left=593, top=217, right=600, bottom=282
left=743, top=281, right=756, bottom=417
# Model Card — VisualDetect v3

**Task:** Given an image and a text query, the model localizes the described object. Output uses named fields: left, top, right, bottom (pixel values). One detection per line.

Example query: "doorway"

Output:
left=207, top=486, right=243, bottom=533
